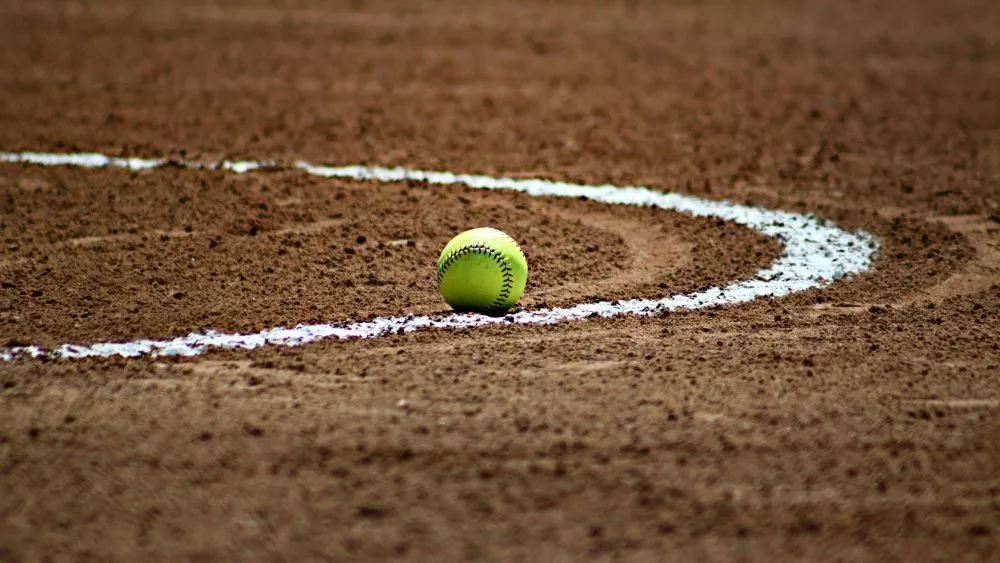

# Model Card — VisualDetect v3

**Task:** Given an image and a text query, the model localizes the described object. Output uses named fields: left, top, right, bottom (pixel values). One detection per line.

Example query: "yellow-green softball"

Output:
left=436, top=227, right=528, bottom=315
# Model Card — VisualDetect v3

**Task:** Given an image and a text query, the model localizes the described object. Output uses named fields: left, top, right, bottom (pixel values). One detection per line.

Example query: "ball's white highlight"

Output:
left=0, top=151, right=878, bottom=361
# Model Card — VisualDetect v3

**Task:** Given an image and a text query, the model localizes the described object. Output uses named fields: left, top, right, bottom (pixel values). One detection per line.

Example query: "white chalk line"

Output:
left=0, top=151, right=878, bottom=361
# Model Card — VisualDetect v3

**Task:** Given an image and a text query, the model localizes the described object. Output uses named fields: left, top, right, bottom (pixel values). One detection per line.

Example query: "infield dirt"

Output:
left=1, top=1, right=998, bottom=561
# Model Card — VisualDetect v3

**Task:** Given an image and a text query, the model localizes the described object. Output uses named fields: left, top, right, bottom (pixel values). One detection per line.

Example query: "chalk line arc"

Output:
left=0, top=151, right=878, bottom=360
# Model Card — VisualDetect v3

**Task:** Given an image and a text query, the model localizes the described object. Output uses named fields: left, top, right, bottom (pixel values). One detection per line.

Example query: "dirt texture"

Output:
left=1, top=0, right=999, bottom=561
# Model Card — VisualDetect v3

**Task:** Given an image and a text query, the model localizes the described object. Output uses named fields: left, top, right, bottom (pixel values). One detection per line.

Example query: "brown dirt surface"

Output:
left=1, top=0, right=999, bottom=561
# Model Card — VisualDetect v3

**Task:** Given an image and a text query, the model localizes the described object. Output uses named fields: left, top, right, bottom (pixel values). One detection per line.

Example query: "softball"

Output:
left=436, top=227, right=528, bottom=315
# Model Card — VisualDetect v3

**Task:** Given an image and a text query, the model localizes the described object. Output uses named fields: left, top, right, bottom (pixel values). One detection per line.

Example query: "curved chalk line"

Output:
left=0, top=151, right=878, bottom=360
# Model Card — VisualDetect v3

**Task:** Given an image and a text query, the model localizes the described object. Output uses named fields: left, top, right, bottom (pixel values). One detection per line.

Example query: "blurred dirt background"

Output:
left=0, top=0, right=998, bottom=560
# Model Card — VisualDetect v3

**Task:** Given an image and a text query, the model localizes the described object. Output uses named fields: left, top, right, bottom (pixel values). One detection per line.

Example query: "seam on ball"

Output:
left=437, top=243, right=515, bottom=313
